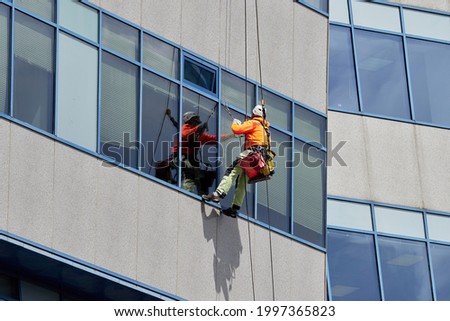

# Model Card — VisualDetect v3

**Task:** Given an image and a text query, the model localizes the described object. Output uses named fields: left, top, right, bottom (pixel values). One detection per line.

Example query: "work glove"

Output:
left=232, top=118, right=242, bottom=125
left=165, top=108, right=172, bottom=116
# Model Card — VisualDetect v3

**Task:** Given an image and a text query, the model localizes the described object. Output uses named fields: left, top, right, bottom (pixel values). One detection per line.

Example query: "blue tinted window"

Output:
left=258, top=130, right=291, bottom=233
left=407, top=39, right=450, bottom=127
left=327, top=230, right=380, bottom=300
left=101, top=52, right=139, bottom=168
left=294, top=141, right=325, bottom=247
left=303, top=0, right=328, bottom=13
left=379, top=237, right=432, bottom=300
left=430, top=243, right=450, bottom=301
left=14, top=12, right=55, bottom=133
left=329, top=26, right=359, bottom=112
left=183, top=58, right=217, bottom=94
left=102, top=14, right=139, bottom=61
left=16, top=0, right=55, bottom=22
left=142, top=70, right=179, bottom=182
left=355, top=30, right=410, bottom=119
left=261, top=90, right=291, bottom=131
left=294, top=105, right=326, bottom=148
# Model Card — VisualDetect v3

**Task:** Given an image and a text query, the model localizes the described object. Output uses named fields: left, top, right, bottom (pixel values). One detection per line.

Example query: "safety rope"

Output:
left=243, top=0, right=257, bottom=302
left=254, top=0, right=275, bottom=301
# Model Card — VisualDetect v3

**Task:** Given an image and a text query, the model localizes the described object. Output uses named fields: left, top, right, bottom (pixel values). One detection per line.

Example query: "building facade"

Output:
left=0, top=0, right=327, bottom=300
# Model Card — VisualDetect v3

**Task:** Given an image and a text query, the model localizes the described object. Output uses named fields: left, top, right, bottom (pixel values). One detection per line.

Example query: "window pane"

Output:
left=260, top=90, right=290, bottom=131
left=328, top=26, right=359, bottom=112
left=15, top=0, right=55, bottom=22
left=258, top=130, right=291, bottom=233
left=404, top=9, right=450, bottom=42
left=60, top=0, right=98, bottom=42
left=379, top=237, right=432, bottom=300
left=181, top=88, right=218, bottom=195
left=0, top=274, right=18, bottom=300
left=407, top=38, right=450, bottom=127
left=57, top=33, right=98, bottom=151
left=221, top=71, right=255, bottom=114
left=351, top=0, right=400, bottom=32
left=375, top=206, right=424, bottom=238
left=100, top=52, right=139, bottom=168
left=427, top=214, right=450, bottom=243
left=327, top=199, right=372, bottom=231
left=102, top=14, right=139, bottom=61
left=0, top=5, right=10, bottom=114
left=184, top=58, right=217, bottom=94
left=355, top=30, right=410, bottom=119
left=293, top=141, right=325, bottom=246
left=327, top=230, right=380, bottom=300
left=430, top=243, right=450, bottom=301
left=330, top=0, right=349, bottom=24
left=294, top=104, right=326, bottom=147
left=142, top=70, right=179, bottom=183
left=143, top=34, right=179, bottom=79
left=14, top=12, right=54, bottom=133
left=219, top=107, right=254, bottom=217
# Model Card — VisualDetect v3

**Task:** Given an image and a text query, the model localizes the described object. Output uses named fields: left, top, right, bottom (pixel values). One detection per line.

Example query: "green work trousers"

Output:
left=216, top=150, right=250, bottom=208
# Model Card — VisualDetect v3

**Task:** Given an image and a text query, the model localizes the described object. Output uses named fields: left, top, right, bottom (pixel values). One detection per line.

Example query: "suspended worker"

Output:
left=202, top=104, right=270, bottom=218
left=173, top=111, right=232, bottom=195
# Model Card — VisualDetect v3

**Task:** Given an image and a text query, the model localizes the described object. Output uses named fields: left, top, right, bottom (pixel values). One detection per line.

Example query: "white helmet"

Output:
left=182, top=111, right=199, bottom=123
left=252, top=104, right=266, bottom=117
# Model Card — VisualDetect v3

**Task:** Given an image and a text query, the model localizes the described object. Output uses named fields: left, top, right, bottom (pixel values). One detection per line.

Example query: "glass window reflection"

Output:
left=427, top=214, right=450, bottom=243
left=404, top=9, right=450, bottom=42
left=327, top=230, right=380, bottom=301
left=328, top=26, right=359, bottom=112
left=260, top=90, right=291, bottom=131
left=351, top=0, right=401, bottom=33
left=221, top=71, right=255, bottom=114
left=294, top=141, right=325, bottom=246
left=329, top=0, right=349, bottom=24
left=184, top=58, right=217, bottom=94
left=100, top=52, right=139, bottom=168
left=327, top=199, right=372, bottom=231
left=0, top=4, right=10, bottom=114
left=379, top=237, right=432, bottom=301
left=258, top=130, right=291, bottom=233
left=60, top=0, right=99, bottom=42
left=355, top=30, right=410, bottom=120
left=375, top=206, right=425, bottom=239
left=143, top=34, right=179, bottom=79
left=14, top=12, right=55, bottom=133
left=407, top=38, right=450, bottom=127
left=141, top=70, right=179, bottom=183
left=102, top=14, right=139, bottom=61
left=15, top=0, right=55, bottom=22
left=294, top=104, right=326, bottom=148
left=430, top=243, right=450, bottom=301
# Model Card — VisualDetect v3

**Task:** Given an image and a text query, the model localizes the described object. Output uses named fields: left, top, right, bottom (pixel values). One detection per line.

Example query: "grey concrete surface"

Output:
left=0, top=119, right=10, bottom=230
left=392, top=0, right=450, bottom=12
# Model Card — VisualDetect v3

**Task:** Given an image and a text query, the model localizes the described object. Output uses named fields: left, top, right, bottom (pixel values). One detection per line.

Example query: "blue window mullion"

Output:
left=290, top=101, right=295, bottom=234
left=9, top=2, right=14, bottom=117
left=400, top=7, right=415, bottom=121
left=138, top=29, right=143, bottom=171
left=423, top=211, right=437, bottom=301
left=371, top=203, right=385, bottom=301
left=96, top=12, right=102, bottom=154
left=177, top=50, right=183, bottom=188
left=53, top=0, right=59, bottom=135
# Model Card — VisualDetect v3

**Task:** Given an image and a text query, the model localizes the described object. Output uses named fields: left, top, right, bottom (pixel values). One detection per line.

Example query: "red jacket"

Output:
left=173, top=123, right=217, bottom=156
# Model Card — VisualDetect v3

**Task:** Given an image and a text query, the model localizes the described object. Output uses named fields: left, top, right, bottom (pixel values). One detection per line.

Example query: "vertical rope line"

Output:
left=243, top=0, right=256, bottom=301
left=254, top=0, right=275, bottom=301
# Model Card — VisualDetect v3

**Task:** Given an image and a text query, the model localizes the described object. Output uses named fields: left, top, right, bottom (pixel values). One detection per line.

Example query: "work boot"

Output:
left=202, top=192, right=221, bottom=203
left=221, top=205, right=240, bottom=218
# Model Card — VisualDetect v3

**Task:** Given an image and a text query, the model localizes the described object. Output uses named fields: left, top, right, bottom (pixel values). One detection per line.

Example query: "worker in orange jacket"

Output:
left=202, top=105, right=270, bottom=217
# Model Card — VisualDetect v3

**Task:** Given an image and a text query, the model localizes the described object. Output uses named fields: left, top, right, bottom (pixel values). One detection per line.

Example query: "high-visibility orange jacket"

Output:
left=232, top=116, right=270, bottom=149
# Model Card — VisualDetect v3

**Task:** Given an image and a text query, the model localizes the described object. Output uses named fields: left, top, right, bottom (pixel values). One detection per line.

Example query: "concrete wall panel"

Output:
left=415, top=126, right=450, bottom=213
left=53, top=143, right=98, bottom=263
left=176, top=194, right=218, bottom=300
left=0, top=119, right=10, bottom=230
left=181, top=0, right=221, bottom=64
left=327, top=112, right=372, bottom=201
left=141, top=0, right=182, bottom=45
left=293, top=4, right=328, bottom=113
left=8, top=124, right=55, bottom=246
left=137, top=177, right=179, bottom=295
left=94, top=164, right=139, bottom=278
